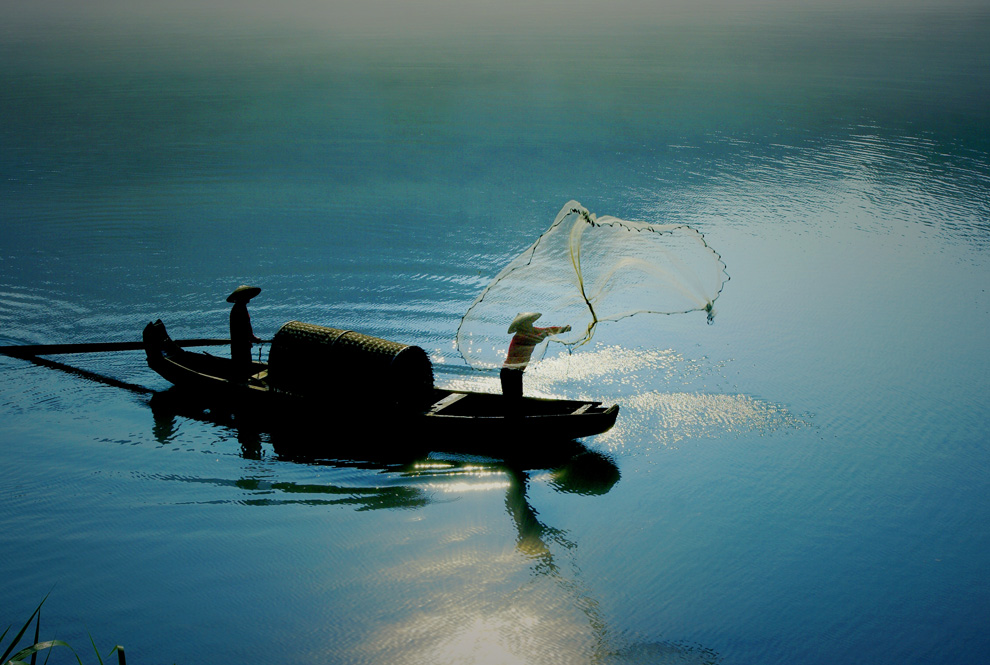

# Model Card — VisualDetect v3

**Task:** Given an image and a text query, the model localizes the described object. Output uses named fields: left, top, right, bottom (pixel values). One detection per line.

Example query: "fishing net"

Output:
left=456, top=201, right=728, bottom=370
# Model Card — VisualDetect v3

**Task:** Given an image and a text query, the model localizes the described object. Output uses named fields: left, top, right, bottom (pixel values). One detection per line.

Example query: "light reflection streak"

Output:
left=409, top=462, right=512, bottom=494
left=433, top=616, right=531, bottom=665
left=425, top=480, right=511, bottom=494
left=350, top=459, right=719, bottom=664
left=352, top=466, right=611, bottom=665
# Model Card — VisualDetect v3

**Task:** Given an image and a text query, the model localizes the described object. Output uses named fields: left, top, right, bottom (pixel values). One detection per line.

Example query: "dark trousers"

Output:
left=500, top=367, right=524, bottom=399
left=231, top=342, right=253, bottom=379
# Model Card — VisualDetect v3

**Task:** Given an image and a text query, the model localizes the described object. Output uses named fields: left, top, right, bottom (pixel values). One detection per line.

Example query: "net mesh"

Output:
left=456, top=201, right=729, bottom=369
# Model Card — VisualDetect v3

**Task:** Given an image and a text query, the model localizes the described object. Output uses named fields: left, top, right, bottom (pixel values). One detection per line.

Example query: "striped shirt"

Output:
left=504, top=326, right=566, bottom=369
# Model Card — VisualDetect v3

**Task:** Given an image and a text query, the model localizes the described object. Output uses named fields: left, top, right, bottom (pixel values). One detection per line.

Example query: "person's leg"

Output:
left=500, top=367, right=524, bottom=399
left=231, top=343, right=252, bottom=380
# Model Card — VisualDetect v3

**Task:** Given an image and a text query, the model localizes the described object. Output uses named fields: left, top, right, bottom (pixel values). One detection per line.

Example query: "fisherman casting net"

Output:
left=456, top=201, right=729, bottom=370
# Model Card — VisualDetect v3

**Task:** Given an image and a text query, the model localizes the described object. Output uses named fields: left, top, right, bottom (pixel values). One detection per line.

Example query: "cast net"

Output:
left=456, top=201, right=729, bottom=369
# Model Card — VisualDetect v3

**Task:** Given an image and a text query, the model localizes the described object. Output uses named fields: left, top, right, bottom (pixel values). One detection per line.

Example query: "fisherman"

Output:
left=501, top=312, right=570, bottom=400
left=227, top=284, right=262, bottom=377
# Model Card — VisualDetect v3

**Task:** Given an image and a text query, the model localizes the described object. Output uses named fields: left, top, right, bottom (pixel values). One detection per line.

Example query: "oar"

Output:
left=0, top=338, right=231, bottom=358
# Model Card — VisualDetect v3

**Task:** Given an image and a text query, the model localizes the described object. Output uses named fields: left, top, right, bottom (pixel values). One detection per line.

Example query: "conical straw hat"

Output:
left=226, top=285, right=261, bottom=303
left=507, top=312, right=541, bottom=333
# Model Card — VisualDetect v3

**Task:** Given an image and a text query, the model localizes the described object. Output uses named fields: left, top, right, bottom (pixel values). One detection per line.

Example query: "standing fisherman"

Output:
left=227, top=285, right=262, bottom=377
left=501, top=312, right=571, bottom=400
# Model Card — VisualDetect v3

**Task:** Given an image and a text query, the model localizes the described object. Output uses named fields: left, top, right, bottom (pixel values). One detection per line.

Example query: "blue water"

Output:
left=2, top=2, right=989, bottom=663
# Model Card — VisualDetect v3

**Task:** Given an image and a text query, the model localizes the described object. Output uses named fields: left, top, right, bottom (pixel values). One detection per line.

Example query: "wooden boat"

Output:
left=142, top=319, right=618, bottom=442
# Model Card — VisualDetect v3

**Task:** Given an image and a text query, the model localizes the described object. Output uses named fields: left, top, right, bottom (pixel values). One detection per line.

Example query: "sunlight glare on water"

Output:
left=527, top=346, right=809, bottom=451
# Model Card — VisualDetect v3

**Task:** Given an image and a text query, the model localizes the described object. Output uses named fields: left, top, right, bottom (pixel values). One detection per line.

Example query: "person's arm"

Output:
left=535, top=325, right=571, bottom=338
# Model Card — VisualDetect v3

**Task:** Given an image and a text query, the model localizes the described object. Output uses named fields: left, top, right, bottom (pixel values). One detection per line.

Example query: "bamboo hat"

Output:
left=508, top=312, right=541, bottom=333
left=226, top=285, right=261, bottom=303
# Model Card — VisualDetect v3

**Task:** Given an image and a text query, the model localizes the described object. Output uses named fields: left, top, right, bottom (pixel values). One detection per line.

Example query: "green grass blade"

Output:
left=7, top=639, right=73, bottom=664
left=29, top=605, right=40, bottom=665
left=86, top=636, right=125, bottom=665
left=88, top=635, right=102, bottom=665
left=1, top=595, right=49, bottom=663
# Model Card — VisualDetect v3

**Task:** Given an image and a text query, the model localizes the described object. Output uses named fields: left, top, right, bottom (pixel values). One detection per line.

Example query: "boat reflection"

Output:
left=148, top=387, right=622, bottom=512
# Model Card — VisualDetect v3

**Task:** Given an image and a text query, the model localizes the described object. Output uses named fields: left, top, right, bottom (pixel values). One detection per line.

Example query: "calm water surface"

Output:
left=2, top=2, right=988, bottom=664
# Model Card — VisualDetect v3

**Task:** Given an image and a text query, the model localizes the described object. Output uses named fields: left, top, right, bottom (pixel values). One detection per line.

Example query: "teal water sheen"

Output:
left=2, top=2, right=988, bottom=663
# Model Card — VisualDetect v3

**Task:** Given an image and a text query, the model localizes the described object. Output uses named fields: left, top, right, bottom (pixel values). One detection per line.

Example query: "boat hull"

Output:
left=142, top=320, right=618, bottom=445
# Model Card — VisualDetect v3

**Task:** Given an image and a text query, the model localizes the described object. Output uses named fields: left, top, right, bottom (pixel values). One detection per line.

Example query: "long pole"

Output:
left=0, top=338, right=231, bottom=358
